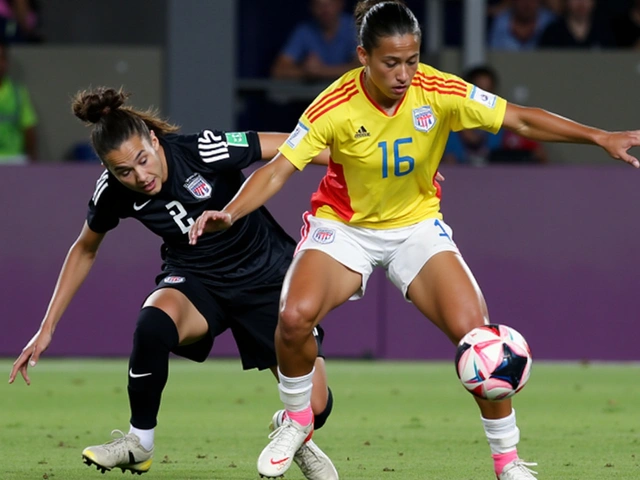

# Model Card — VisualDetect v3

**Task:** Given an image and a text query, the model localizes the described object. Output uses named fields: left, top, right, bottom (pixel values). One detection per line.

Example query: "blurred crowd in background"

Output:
left=1, top=0, right=639, bottom=165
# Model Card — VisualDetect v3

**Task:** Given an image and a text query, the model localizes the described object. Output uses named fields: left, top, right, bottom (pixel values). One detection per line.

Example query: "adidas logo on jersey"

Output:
left=354, top=126, right=370, bottom=138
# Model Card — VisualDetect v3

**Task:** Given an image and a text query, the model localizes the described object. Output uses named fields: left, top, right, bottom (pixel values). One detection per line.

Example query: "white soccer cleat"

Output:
left=258, top=417, right=313, bottom=478
left=498, top=459, right=538, bottom=479
left=270, top=409, right=286, bottom=430
left=82, top=429, right=153, bottom=475
left=294, top=439, right=339, bottom=480
left=269, top=410, right=339, bottom=480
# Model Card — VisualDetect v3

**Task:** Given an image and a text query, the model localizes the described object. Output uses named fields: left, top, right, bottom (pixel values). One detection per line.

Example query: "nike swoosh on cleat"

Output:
left=129, top=369, right=152, bottom=378
left=133, top=199, right=152, bottom=211
left=269, top=457, right=289, bottom=465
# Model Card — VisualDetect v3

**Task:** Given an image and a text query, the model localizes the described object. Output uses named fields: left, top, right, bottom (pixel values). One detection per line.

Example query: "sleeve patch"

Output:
left=470, top=86, right=497, bottom=109
left=285, top=122, right=309, bottom=149
left=224, top=132, right=249, bottom=147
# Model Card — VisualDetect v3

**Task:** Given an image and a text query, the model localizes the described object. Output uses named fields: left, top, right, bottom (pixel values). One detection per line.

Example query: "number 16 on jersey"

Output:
left=378, top=137, right=415, bottom=178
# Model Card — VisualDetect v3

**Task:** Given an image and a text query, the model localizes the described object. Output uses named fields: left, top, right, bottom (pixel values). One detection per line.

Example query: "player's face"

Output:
left=103, top=131, right=167, bottom=195
left=358, top=34, right=420, bottom=103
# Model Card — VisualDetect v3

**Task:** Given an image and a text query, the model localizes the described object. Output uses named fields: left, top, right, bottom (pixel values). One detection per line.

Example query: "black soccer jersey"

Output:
left=86, top=130, right=296, bottom=288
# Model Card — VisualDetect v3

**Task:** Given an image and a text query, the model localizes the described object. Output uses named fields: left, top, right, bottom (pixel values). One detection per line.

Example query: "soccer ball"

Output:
left=455, top=324, right=532, bottom=401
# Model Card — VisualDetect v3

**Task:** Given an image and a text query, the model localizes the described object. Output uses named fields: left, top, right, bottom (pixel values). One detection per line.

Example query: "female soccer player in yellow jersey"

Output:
left=190, top=1, right=640, bottom=478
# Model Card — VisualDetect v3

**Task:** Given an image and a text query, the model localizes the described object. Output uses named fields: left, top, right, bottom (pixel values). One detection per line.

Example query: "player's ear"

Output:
left=149, top=130, right=159, bottom=151
left=356, top=45, right=368, bottom=67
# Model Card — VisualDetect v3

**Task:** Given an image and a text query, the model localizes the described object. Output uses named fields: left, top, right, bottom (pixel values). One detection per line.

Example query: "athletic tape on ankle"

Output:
left=487, top=427, right=520, bottom=452
left=278, top=382, right=313, bottom=411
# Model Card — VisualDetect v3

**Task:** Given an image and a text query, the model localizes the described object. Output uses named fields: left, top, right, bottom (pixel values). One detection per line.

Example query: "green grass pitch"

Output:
left=1, top=359, right=639, bottom=479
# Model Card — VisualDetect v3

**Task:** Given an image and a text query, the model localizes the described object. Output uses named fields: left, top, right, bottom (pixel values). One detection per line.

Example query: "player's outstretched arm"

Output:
left=257, top=133, right=330, bottom=166
left=8, top=222, right=106, bottom=385
left=189, top=153, right=297, bottom=244
left=503, top=103, right=640, bottom=168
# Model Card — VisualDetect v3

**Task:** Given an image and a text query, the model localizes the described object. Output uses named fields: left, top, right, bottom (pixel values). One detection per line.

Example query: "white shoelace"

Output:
left=505, top=460, right=538, bottom=478
left=296, top=442, right=323, bottom=474
left=99, top=430, right=133, bottom=460
left=267, top=423, right=304, bottom=457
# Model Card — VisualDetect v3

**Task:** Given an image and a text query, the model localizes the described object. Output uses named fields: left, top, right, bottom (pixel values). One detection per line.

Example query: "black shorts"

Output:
left=147, top=270, right=325, bottom=370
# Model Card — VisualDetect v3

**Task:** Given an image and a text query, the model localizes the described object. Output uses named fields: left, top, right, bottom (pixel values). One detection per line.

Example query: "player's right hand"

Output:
left=9, top=329, right=52, bottom=385
left=189, top=210, right=233, bottom=245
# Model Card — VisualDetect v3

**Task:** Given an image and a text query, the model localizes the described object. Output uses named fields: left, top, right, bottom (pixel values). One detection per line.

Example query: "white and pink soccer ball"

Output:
left=455, top=324, right=532, bottom=401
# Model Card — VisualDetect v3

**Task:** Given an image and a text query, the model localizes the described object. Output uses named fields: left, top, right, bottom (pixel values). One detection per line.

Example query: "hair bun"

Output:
left=72, top=87, right=130, bottom=124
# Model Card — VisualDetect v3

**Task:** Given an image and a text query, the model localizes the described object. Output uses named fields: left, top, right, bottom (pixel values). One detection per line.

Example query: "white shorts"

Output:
left=295, top=213, right=460, bottom=300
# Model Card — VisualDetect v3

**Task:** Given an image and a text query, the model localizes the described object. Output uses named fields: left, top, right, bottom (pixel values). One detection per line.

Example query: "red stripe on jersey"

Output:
left=308, top=89, right=359, bottom=123
left=433, top=173, right=442, bottom=200
left=411, top=81, right=467, bottom=98
left=413, top=77, right=467, bottom=94
left=310, top=158, right=354, bottom=221
left=415, top=72, right=467, bottom=89
left=360, top=70, right=407, bottom=116
left=295, top=211, right=312, bottom=256
left=305, top=80, right=357, bottom=118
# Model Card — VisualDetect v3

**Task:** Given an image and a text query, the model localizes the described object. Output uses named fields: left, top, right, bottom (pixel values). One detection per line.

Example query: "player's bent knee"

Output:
left=134, top=307, right=179, bottom=349
left=278, top=302, right=319, bottom=339
left=449, top=314, right=486, bottom=344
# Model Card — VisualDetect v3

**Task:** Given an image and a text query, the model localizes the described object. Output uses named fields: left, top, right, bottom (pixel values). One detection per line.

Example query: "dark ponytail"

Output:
left=72, top=87, right=179, bottom=160
left=354, top=0, right=421, bottom=52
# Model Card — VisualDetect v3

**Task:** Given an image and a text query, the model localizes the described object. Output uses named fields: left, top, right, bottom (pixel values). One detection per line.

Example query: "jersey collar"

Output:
left=358, top=70, right=407, bottom=118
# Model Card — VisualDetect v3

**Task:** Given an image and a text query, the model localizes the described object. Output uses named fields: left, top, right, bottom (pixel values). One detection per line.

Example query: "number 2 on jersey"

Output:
left=166, top=200, right=195, bottom=234
left=379, top=137, right=414, bottom=178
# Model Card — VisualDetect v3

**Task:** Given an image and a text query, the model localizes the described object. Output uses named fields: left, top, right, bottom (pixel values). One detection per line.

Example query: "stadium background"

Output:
left=1, top=0, right=638, bottom=362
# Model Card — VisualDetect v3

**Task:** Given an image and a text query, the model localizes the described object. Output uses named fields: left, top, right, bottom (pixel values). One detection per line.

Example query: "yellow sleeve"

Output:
left=448, top=83, right=507, bottom=134
left=278, top=112, right=333, bottom=171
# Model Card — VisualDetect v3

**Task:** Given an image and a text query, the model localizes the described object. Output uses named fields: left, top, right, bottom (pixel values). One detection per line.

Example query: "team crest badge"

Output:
left=183, top=173, right=212, bottom=200
left=312, top=228, right=335, bottom=244
left=413, top=106, right=436, bottom=133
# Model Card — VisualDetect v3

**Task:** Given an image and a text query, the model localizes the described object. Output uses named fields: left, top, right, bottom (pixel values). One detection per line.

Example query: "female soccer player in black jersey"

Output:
left=8, top=87, right=339, bottom=480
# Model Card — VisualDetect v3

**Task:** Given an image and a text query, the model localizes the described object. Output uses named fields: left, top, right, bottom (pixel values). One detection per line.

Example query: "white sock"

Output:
left=278, top=367, right=314, bottom=412
left=481, top=409, right=520, bottom=455
left=129, top=425, right=154, bottom=451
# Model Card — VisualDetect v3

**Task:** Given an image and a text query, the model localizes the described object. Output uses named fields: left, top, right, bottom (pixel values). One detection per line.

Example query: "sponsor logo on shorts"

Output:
left=163, top=276, right=186, bottom=284
left=312, top=228, right=335, bottom=244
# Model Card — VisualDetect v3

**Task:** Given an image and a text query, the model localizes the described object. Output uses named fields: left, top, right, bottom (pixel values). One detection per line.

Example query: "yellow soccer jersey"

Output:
left=279, top=63, right=507, bottom=229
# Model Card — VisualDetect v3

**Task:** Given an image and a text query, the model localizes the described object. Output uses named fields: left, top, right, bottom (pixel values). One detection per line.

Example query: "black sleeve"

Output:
left=86, top=172, right=121, bottom=233
left=185, top=130, right=263, bottom=171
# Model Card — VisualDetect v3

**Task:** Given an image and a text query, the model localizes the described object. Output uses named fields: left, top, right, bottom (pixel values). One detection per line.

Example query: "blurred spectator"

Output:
left=0, top=0, right=41, bottom=43
left=489, top=0, right=556, bottom=50
left=0, top=41, right=36, bottom=164
left=270, top=0, right=358, bottom=80
left=543, top=0, right=564, bottom=15
left=611, top=0, right=640, bottom=48
left=539, top=0, right=614, bottom=48
left=443, top=65, right=547, bottom=166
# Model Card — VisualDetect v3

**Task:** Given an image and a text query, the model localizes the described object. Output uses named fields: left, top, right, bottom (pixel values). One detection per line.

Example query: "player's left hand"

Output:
left=189, top=210, right=233, bottom=245
left=600, top=130, right=640, bottom=168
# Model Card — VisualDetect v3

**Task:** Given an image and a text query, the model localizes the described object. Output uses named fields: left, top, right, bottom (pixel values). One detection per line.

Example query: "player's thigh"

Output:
left=143, top=287, right=209, bottom=345
left=407, top=250, right=489, bottom=344
left=282, top=249, right=362, bottom=323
